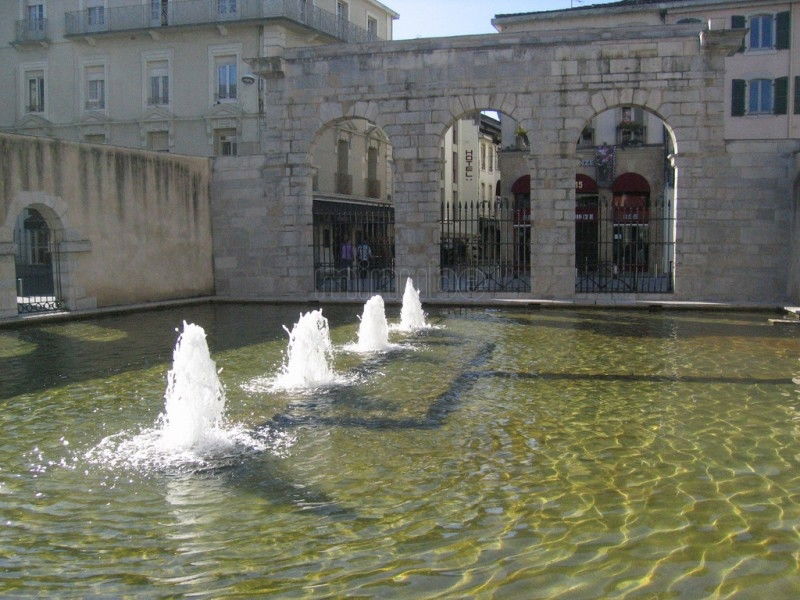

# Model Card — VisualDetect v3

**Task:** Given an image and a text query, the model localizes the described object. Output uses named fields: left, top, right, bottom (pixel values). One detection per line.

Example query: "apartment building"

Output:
left=493, top=0, right=800, bottom=142
left=1, top=0, right=398, bottom=156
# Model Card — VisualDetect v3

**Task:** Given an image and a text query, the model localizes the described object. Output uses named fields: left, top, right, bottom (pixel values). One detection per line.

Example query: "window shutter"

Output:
left=794, top=76, right=800, bottom=114
left=731, top=15, right=746, bottom=52
left=776, top=11, right=790, bottom=50
left=774, top=76, right=788, bottom=115
left=731, top=79, right=746, bottom=116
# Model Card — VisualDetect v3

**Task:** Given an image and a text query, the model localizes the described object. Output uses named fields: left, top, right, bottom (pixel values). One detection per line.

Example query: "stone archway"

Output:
left=0, top=191, right=85, bottom=316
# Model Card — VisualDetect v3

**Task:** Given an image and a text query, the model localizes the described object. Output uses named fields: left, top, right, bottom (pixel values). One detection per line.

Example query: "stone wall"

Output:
left=0, top=133, right=213, bottom=318
left=210, top=25, right=798, bottom=304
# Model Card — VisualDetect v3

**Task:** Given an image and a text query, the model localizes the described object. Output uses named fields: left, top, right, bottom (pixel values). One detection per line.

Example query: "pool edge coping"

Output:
left=0, top=294, right=792, bottom=329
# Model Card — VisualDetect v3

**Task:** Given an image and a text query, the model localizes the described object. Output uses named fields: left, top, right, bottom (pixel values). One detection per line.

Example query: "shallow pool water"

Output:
left=1, top=304, right=799, bottom=598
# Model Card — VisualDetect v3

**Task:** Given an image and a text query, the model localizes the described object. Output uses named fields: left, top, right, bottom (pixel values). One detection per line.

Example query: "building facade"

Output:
left=1, top=0, right=398, bottom=156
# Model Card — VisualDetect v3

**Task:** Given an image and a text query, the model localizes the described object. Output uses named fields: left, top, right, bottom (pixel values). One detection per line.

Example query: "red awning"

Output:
left=575, top=173, right=598, bottom=194
left=511, top=174, right=530, bottom=195
left=612, top=172, right=650, bottom=194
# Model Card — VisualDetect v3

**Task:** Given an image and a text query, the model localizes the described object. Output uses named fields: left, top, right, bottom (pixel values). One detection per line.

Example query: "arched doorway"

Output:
left=310, top=117, right=395, bottom=293
left=575, top=105, right=675, bottom=293
left=575, top=173, right=599, bottom=274
left=611, top=172, right=651, bottom=273
left=13, top=207, right=64, bottom=313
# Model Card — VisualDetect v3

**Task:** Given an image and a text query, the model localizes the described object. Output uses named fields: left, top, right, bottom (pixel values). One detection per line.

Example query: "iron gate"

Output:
left=440, top=197, right=530, bottom=293
left=14, top=209, right=65, bottom=313
left=313, top=199, right=395, bottom=293
left=575, top=193, right=674, bottom=293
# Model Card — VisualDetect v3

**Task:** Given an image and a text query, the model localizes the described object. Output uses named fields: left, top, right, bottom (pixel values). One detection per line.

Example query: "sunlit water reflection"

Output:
left=1, top=304, right=799, bottom=597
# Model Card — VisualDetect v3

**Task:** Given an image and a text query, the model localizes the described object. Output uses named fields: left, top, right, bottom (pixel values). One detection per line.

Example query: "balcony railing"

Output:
left=15, top=18, right=49, bottom=44
left=366, top=178, right=381, bottom=199
left=65, top=0, right=379, bottom=43
left=335, top=172, right=353, bottom=195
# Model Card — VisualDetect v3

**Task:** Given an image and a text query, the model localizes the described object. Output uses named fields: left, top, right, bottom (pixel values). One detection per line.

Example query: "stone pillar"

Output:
left=387, top=130, right=441, bottom=298
left=529, top=144, right=575, bottom=298
left=0, top=244, right=16, bottom=318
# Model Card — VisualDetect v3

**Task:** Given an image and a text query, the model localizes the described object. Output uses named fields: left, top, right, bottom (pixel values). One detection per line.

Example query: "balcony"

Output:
left=335, top=172, right=352, bottom=195
left=64, top=0, right=379, bottom=44
left=366, top=178, right=381, bottom=199
left=14, top=18, right=49, bottom=45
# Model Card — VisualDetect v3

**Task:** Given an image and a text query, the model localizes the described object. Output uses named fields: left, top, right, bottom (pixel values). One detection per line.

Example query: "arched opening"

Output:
left=439, top=109, right=529, bottom=293
left=310, top=117, right=395, bottom=293
left=575, top=105, right=675, bottom=293
left=13, top=207, right=64, bottom=313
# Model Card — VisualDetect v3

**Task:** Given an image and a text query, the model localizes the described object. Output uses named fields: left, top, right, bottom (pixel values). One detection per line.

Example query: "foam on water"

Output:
left=396, top=278, right=430, bottom=332
left=246, top=309, right=351, bottom=393
left=85, top=322, right=292, bottom=472
left=355, top=295, right=391, bottom=352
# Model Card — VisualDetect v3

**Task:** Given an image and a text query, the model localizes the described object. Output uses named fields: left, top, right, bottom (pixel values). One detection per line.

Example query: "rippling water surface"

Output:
left=1, top=304, right=799, bottom=598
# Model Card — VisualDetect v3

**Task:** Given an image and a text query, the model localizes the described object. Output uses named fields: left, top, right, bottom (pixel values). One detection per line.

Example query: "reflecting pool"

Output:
left=1, top=304, right=799, bottom=598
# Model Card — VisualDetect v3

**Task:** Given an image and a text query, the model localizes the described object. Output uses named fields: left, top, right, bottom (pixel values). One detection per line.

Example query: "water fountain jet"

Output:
left=397, top=278, right=429, bottom=331
left=356, top=295, right=390, bottom=352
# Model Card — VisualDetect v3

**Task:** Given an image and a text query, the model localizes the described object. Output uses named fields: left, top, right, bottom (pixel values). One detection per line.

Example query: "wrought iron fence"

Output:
left=14, top=18, right=48, bottom=43
left=440, top=197, right=531, bottom=293
left=65, top=0, right=379, bottom=43
left=313, top=199, right=395, bottom=293
left=15, top=241, right=65, bottom=314
left=575, top=192, right=674, bottom=293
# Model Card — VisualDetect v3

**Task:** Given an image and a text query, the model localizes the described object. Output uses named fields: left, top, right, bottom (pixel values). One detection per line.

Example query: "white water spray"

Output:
left=398, top=278, right=429, bottom=331
left=356, top=295, right=390, bottom=352
left=272, top=309, right=339, bottom=389
left=159, top=321, right=226, bottom=451
left=86, top=321, right=288, bottom=472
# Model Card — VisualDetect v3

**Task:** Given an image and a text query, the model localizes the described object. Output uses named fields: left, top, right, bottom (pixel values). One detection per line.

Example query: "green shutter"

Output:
left=732, top=79, right=746, bottom=116
left=731, top=16, right=746, bottom=52
left=776, top=11, right=791, bottom=50
left=775, top=77, right=788, bottom=115
left=794, top=76, right=800, bottom=114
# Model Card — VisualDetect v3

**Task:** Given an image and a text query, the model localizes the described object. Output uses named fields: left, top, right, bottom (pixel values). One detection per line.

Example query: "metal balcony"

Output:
left=64, top=0, right=379, bottom=43
left=335, top=172, right=353, bottom=196
left=14, top=18, right=49, bottom=44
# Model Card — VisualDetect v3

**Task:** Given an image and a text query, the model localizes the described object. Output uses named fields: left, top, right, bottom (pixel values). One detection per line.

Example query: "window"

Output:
left=214, top=128, right=237, bottom=156
left=452, top=151, right=457, bottom=183
left=336, top=1, right=348, bottom=22
left=87, top=2, right=105, bottom=27
left=452, top=125, right=457, bottom=144
left=748, top=79, right=773, bottom=114
left=750, top=14, right=774, bottom=49
left=147, top=60, right=169, bottom=106
left=147, top=130, right=169, bottom=152
left=367, top=15, right=378, bottom=38
left=215, top=56, right=237, bottom=101
left=488, top=146, right=493, bottom=172
left=84, top=133, right=106, bottom=144
left=26, top=3, right=44, bottom=29
left=480, top=144, right=486, bottom=171
left=217, top=0, right=237, bottom=16
left=84, top=65, right=105, bottom=110
left=26, top=70, right=45, bottom=113
left=150, top=0, right=168, bottom=26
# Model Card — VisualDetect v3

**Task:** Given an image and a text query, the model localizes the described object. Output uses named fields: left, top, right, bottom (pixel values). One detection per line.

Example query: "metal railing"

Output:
left=335, top=172, right=353, bottom=195
left=366, top=178, right=381, bottom=199
left=65, top=0, right=379, bottom=43
left=441, top=197, right=531, bottom=293
left=313, top=199, right=395, bottom=294
left=15, top=18, right=49, bottom=43
left=575, top=194, right=674, bottom=293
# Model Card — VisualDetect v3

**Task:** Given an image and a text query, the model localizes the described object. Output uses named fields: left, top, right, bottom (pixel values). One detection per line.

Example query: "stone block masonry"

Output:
left=0, top=133, right=213, bottom=318
left=210, top=24, right=800, bottom=305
